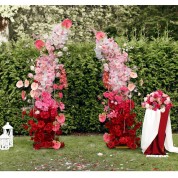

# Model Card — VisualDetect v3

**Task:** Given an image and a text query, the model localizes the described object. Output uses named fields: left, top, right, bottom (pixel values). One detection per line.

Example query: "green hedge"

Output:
left=125, top=36, right=178, bottom=131
left=0, top=37, right=39, bottom=135
left=0, top=35, right=178, bottom=135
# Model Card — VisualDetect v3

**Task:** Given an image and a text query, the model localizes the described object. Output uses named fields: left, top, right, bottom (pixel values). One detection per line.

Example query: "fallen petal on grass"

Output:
left=97, top=153, right=103, bottom=156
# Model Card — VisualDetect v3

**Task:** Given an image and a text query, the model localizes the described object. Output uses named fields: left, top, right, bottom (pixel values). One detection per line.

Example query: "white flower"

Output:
left=35, top=110, right=40, bottom=114
left=30, top=66, right=35, bottom=71
left=103, top=63, right=109, bottom=72
left=166, top=97, right=170, bottom=102
left=57, top=51, right=63, bottom=57
left=55, top=58, right=59, bottom=63
left=160, top=107, right=165, bottom=113
left=63, top=47, right=68, bottom=52
left=144, top=97, right=148, bottom=102
left=145, top=103, right=150, bottom=109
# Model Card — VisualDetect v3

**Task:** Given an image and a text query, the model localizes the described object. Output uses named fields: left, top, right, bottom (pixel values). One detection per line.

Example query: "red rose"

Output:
left=50, top=108, right=58, bottom=118
left=107, top=141, right=115, bottom=149
left=29, top=109, right=34, bottom=117
left=23, top=124, right=28, bottom=130
left=42, top=141, right=53, bottom=148
left=60, top=142, right=65, bottom=148
left=34, top=131, right=45, bottom=142
left=134, top=122, right=142, bottom=130
left=44, top=133, right=55, bottom=141
left=61, top=19, right=72, bottom=29
left=40, top=111, right=50, bottom=119
left=53, top=84, right=59, bottom=90
left=35, top=40, right=45, bottom=50
left=22, top=110, right=26, bottom=116
left=56, top=129, right=62, bottom=135
left=44, top=123, right=53, bottom=133
left=37, top=120, right=45, bottom=128
left=127, top=141, right=137, bottom=149
left=128, top=130, right=136, bottom=136
left=119, top=137, right=128, bottom=145
left=33, top=143, right=41, bottom=150
left=28, top=119, right=35, bottom=126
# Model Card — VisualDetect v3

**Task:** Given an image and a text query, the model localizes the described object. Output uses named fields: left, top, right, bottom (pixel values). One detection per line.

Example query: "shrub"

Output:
left=1, top=35, right=178, bottom=134
left=0, top=37, right=39, bottom=135
left=125, top=35, right=178, bottom=131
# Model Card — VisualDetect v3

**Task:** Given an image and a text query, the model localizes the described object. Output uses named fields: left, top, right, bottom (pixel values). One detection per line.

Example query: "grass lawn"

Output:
left=0, top=134, right=178, bottom=171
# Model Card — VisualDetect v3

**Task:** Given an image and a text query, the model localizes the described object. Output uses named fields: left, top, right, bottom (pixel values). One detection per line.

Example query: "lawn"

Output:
left=0, top=134, right=178, bottom=171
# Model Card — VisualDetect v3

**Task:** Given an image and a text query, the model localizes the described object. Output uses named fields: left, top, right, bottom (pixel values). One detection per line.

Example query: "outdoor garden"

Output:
left=0, top=5, right=178, bottom=171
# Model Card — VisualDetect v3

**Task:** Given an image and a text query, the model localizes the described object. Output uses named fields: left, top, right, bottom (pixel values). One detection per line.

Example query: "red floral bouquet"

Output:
left=142, top=90, right=173, bottom=112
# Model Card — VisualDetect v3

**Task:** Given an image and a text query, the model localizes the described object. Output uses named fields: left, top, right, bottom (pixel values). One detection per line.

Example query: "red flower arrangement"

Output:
left=95, top=30, right=141, bottom=149
left=100, top=91, right=141, bottom=149
left=18, top=19, right=72, bottom=150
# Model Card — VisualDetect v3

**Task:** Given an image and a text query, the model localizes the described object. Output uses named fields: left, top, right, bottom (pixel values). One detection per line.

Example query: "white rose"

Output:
left=103, top=63, right=109, bottom=72
left=144, top=97, right=148, bottom=102
left=166, top=97, right=170, bottom=102
left=55, top=58, right=59, bottom=63
left=160, top=107, right=165, bottom=113
left=35, top=110, right=40, bottom=114
left=57, top=51, right=63, bottom=57
left=63, top=47, right=68, bottom=52
left=145, top=104, right=150, bottom=109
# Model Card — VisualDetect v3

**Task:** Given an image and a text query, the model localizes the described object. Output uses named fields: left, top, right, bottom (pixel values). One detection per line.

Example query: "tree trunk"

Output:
left=0, top=17, right=9, bottom=45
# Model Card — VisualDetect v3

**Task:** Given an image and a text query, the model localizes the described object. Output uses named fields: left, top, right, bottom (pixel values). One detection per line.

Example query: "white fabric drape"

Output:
left=141, top=109, right=178, bottom=153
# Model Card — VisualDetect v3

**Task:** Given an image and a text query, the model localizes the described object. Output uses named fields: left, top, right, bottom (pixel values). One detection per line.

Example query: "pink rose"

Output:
left=35, top=40, right=45, bottom=50
left=59, top=102, right=65, bottom=111
left=103, top=133, right=111, bottom=143
left=24, top=79, right=29, bottom=87
left=30, top=90, right=36, bottom=98
left=56, top=114, right=65, bottom=124
left=128, top=83, right=136, bottom=92
left=99, top=113, right=106, bottom=122
left=58, top=92, right=63, bottom=98
left=31, top=82, right=38, bottom=90
left=96, top=31, right=106, bottom=40
left=28, top=73, right=34, bottom=78
left=61, top=19, right=72, bottom=29
left=52, top=122, right=61, bottom=131
left=52, top=141, right=61, bottom=150
left=21, top=90, right=26, bottom=101
left=35, top=100, right=43, bottom=109
left=16, top=80, right=23, bottom=88
left=130, top=72, right=138, bottom=78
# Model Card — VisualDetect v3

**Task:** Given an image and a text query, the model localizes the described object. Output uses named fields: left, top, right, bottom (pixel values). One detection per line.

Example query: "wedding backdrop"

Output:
left=1, top=5, right=178, bottom=171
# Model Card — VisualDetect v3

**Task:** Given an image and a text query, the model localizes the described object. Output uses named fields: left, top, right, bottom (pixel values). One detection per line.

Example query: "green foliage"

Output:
left=125, top=35, right=178, bottom=131
left=0, top=37, right=39, bottom=135
left=1, top=34, right=178, bottom=134
left=1, top=5, right=178, bottom=41
left=60, top=43, right=105, bottom=133
left=0, top=38, right=105, bottom=134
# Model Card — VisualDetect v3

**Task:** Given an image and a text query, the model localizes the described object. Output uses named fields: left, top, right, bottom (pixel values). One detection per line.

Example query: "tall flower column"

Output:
left=95, top=31, right=141, bottom=149
left=16, top=19, right=72, bottom=150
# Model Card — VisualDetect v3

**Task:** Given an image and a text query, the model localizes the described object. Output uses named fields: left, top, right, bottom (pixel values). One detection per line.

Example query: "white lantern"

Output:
left=0, top=133, right=10, bottom=150
left=3, top=122, right=13, bottom=147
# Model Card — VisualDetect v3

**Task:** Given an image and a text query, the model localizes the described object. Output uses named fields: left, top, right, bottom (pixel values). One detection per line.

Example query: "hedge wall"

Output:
left=0, top=35, right=178, bottom=135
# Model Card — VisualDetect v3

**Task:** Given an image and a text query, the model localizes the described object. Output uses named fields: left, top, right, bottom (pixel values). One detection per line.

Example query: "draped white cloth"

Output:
left=141, top=109, right=178, bottom=154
